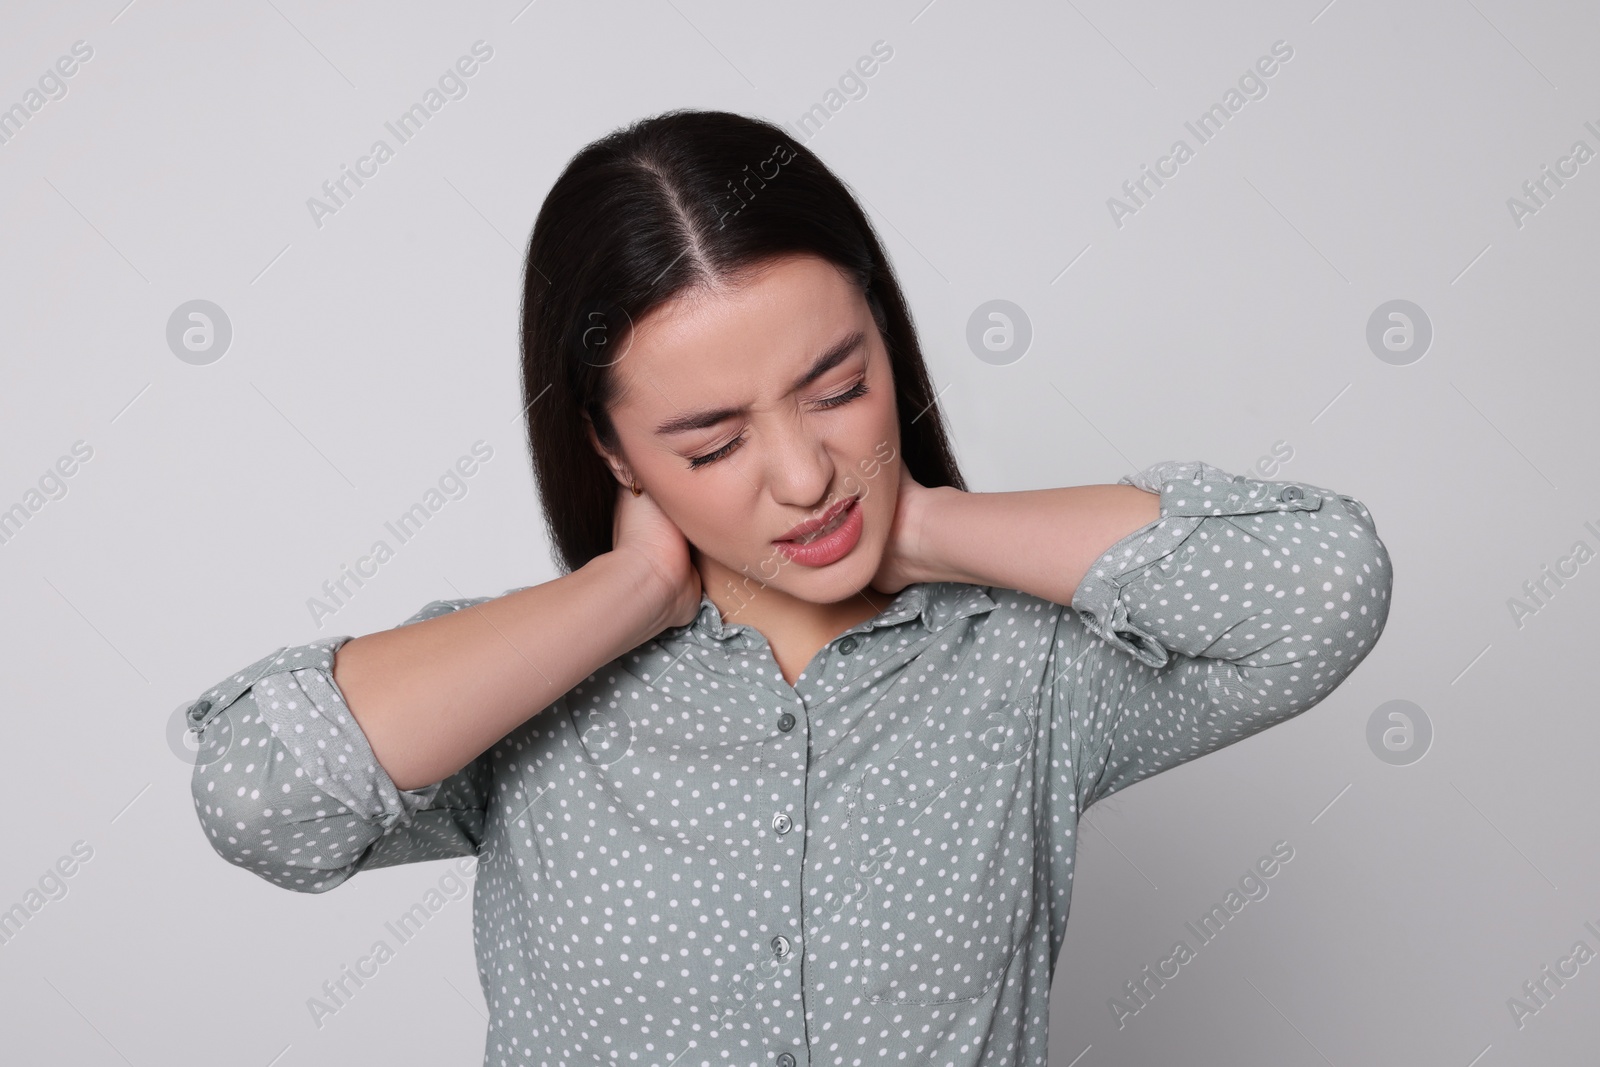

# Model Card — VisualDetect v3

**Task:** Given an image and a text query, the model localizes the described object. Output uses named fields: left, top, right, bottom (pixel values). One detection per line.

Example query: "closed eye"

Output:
left=813, top=379, right=868, bottom=410
left=687, top=378, right=870, bottom=469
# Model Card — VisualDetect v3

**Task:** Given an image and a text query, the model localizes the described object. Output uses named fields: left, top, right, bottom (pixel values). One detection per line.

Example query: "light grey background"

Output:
left=1, top=0, right=1594, bottom=1064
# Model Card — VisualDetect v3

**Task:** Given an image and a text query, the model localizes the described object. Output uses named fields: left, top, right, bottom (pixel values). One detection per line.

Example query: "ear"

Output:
left=582, top=412, right=632, bottom=487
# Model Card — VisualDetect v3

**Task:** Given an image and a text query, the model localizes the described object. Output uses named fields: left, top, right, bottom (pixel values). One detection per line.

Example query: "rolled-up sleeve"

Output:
left=185, top=590, right=524, bottom=892
left=1048, top=459, right=1392, bottom=811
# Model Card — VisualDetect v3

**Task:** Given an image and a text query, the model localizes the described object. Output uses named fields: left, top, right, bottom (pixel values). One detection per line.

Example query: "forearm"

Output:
left=333, top=551, right=672, bottom=791
left=911, top=483, right=1161, bottom=607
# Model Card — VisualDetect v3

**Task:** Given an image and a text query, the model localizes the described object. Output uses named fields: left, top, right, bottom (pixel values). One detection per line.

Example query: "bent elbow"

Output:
left=188, top=717, right=366, bottom=896
left=1325, top=492, right=1394, bottom=674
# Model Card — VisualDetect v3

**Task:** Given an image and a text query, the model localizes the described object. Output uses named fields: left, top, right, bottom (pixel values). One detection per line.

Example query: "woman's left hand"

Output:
left=870, top=460, right=940, bottom=596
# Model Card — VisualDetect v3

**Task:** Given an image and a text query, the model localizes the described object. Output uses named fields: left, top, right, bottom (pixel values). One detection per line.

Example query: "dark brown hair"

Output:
left=520, top=108, right=967, bottom=574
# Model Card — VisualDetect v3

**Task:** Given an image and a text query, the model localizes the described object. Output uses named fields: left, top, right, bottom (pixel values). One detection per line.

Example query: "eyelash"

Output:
left=687, top=379, right=870, bottom=469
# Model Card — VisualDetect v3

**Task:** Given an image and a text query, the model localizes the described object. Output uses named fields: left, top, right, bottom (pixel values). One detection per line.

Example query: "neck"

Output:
left=696, top=549, right=894, bottom=642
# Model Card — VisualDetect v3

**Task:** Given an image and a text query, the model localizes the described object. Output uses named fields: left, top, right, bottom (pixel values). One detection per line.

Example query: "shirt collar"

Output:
left=677, top=581, right=997, bottom=646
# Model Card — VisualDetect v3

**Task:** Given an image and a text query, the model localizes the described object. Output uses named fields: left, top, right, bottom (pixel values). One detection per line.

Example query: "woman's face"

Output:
left=591, top=252, right=903, bottom=609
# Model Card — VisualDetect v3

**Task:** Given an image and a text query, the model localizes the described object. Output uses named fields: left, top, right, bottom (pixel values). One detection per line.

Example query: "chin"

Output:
left=791, top=547, right=884, bottom=602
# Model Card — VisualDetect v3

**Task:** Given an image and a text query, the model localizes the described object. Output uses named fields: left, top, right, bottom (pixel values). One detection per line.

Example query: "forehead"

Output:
left=607, top=255, right=867, bottom=413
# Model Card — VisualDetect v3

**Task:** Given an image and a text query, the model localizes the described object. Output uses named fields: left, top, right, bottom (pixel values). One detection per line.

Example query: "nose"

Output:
left=762, top=408, right=835, bottom=511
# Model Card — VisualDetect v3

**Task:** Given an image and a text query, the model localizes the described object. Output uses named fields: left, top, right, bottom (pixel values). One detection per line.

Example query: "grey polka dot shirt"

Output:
left=186, top=458, right=1392, bottom=1067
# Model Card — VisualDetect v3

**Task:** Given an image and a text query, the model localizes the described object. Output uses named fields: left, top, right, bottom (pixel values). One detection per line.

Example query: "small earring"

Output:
left=629, top=478, right=642, bottom=497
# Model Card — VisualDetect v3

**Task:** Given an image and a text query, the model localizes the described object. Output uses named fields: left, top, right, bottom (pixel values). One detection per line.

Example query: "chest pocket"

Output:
left=846, top=698, right=1039, bottom=1005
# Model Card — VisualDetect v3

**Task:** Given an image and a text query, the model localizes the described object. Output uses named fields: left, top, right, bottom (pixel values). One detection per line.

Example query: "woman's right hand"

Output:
left=610, top=482, right=703, bottom=631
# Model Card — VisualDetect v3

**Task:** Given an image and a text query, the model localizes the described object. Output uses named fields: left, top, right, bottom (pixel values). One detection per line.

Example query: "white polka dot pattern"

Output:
left=186, top=459, right=1392, bottom=1066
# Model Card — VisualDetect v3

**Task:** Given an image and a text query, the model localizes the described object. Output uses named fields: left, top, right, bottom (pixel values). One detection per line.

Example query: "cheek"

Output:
left=856, top=457, right=898, bottom=527
left=676, top=487, right=741, bottom=534
left=665, top=478, right=762, bottom=548
left=841, top=386, right=898, bottom=461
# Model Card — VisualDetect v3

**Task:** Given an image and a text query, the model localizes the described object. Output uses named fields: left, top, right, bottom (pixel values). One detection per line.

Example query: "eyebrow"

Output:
left=653, top=329, right=867, bottom=436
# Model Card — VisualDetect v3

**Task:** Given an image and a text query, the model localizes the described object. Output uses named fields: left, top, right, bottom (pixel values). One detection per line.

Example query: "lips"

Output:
left=775, top=497, right=856, bottom=543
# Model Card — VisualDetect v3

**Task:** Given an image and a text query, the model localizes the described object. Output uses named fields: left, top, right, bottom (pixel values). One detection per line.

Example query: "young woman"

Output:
left=185, top=109, right=1393, bottom=1066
